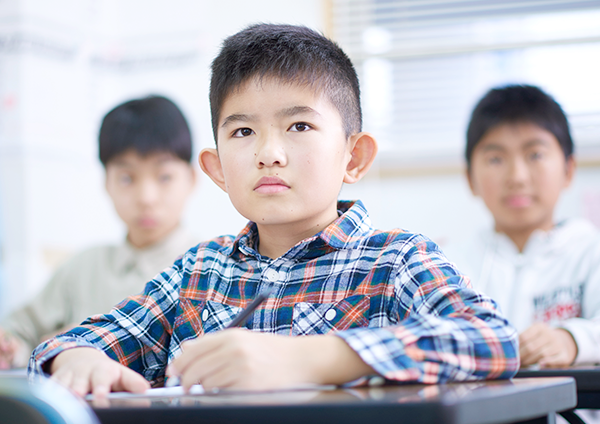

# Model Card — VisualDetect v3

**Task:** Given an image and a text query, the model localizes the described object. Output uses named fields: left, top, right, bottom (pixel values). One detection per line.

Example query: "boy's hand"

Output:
left=50, top=347, right=150, bottom=397
left=168, top=329, right=373, bottom=392
left=0, top=328, right=21, bottom=369
left=519, top=323, right=577, bottom=368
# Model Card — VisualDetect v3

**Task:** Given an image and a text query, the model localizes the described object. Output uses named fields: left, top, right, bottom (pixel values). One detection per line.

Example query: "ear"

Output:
left=186, top=164, right=198, bottom=192
left=466, top=167, right=478, bottom=197
left=199, top=148, right=228, bottom=193
left=564, top=155, right=576, bottom=188
left=343, top=132, right=378, bottom=184
left=104, top=168, right=113, bottom=197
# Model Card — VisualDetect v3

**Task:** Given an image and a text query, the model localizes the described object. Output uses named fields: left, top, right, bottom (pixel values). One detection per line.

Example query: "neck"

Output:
left=501, top=229, right=533, bottom=253
left=497, top=219, right=554, bottom=253
left=128, top=222, right=179, bottom=249
left=256, top=210, right=339, bottom=259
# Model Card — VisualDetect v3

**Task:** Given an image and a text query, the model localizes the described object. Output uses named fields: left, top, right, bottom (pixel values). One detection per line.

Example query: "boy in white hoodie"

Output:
left=447, top=84, right=600, bottom=368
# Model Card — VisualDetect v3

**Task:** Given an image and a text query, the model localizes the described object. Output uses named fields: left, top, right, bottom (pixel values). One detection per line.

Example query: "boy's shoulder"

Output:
left=554, top=218, right=599, bottom=242
left=327, top=199, right=441, bottom=251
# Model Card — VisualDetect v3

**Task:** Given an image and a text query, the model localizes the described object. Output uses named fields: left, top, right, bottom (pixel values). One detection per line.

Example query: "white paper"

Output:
left=85, top=384, right=205, bottom=400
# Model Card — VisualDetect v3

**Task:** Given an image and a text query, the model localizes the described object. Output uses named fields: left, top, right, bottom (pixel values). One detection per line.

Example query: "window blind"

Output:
left=330, top=0, right=600, bottom=171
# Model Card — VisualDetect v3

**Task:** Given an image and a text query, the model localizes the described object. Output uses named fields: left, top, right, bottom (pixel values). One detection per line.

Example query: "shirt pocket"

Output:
left=202, top=300, right=243, bottom=334
left=291, top=294, right=370, bottom=336
left=174, top=298, right=243, bottom=338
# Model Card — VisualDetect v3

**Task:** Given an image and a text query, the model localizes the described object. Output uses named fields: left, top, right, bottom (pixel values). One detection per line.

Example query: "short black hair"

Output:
left=209, top=23, right=362, bottom=141
left=99, top=95, right=192, bottom=166
left=466, top=84, right=573, bottom=168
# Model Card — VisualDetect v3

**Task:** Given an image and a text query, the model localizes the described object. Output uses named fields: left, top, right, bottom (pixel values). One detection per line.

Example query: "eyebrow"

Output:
left=221, top=113, right=257, bottom=128
left=480, top=139, right=550, bottom=152
left=479, top=144, right=505, bottom=152
left=275, top=106, right=321, bottom=119
left=522, top=139, right=550, bottom=149
left=220, top=106, right=321, bottom=129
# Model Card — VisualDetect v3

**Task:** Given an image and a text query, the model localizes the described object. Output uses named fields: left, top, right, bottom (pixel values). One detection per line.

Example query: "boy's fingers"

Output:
left=200, top=363, right=240, bottom=391
left=173, top=335, right=224, bottom=377
left=180, top=348, right=230, bottom=390
left=90, top=366, right=118, bottom=398
left=519, top=339, right=546, bottom=365
left=117, top=367, right=150, bottom=393
left=70, top=372, right=92, bottom=397
left=52, top=369, right=74, bottom=391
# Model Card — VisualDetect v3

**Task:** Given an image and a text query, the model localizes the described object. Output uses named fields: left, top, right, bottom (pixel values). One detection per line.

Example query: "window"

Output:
left=330, top=0, right=600, bottom=172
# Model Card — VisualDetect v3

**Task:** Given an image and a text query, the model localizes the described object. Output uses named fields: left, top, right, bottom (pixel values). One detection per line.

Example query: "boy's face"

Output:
left=205, top=77, right=354, bottom=236
left=468, top=122, right=574, bottom=236
left=105, top=150, right=195, bottom=248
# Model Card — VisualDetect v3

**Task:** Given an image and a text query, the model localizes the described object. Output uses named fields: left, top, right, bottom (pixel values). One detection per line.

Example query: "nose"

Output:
left=506, top=157, right=530, bottom=187
left=136, top=178, right=160, bottom=206
left=255, top=130, right=288, bottom=168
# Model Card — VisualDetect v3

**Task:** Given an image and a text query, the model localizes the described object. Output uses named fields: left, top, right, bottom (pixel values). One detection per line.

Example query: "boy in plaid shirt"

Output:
left=31, top=24, right=519, bottom=397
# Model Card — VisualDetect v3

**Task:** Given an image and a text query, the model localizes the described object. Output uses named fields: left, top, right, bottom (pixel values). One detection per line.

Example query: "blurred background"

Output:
left=0, top=0, right=599, bottom=316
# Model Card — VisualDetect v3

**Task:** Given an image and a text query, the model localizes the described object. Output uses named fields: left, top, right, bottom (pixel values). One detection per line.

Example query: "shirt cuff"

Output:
left=28, top=336, right=102, bottom=378
left=335, top=327, right=421, bottom=381
left=559, top=318, right=600, bottom=365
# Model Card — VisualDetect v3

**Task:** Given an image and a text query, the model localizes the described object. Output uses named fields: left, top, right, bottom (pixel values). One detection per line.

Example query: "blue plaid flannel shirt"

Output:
left=31, top=200, right=519, bottom=385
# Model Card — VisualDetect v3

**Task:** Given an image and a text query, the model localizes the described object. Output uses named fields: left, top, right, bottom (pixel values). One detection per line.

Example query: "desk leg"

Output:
left=558, top=410, right=586, bottom=424
left=514, top=414, right=556, bottom=424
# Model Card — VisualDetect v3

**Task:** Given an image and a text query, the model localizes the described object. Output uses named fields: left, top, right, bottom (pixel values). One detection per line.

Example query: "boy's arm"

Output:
left=334, top=236, right=519, bottom=383
left=554, top=240, right=600, bottom=365
left=29, top=253, right=190, bottom=388
left=2, top=259, right=77, bottom=366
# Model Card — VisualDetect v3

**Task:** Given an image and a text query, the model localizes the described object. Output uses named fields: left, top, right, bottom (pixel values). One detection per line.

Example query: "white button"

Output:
left=265, top=269, right=279, bottom=282
left=325, top=309, right=337, bottom=321
left=202, top=309, right=209, bottom=321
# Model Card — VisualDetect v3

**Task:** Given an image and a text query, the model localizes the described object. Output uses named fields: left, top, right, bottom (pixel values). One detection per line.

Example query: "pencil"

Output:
left=165, top=286, right=275, bottom=388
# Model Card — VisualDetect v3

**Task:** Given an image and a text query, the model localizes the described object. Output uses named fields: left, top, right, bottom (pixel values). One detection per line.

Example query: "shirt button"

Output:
left=265, top=269, right=279, bottom=282
left=202, top=309, right=209, bottom=322
left=325, top=309, right=337, bottom=321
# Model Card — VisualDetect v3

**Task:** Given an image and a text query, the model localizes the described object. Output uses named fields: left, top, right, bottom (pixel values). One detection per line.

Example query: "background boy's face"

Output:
left=468, top=122, right=574, bottom=236
left=105, top=150, right=195, bottom=248
left=212, top=77, right=352, bottom=232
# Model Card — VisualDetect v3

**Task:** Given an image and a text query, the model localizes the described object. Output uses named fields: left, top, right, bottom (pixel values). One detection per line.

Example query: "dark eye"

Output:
left=233, top=128, right=254, bottom=137
left=119, top=175, right=133, bottom=185
left=289, top=122, right=311, bottom=132
left=530, top=151, right=543, bottom=161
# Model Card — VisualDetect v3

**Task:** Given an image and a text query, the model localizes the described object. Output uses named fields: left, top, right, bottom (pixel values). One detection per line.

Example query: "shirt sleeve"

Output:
left=559, top=238, right=600, bottom=364
left=28, top=255, right=187, bottom=384
left=335, top=235, right=520, bottom=383
left=1, top=258, right=77, bottom=365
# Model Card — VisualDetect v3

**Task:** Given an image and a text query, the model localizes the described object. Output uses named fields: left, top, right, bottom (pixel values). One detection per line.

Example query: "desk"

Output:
left=91, top=377, right=576, bottom=424
left=517, top=366, right=600, bottom=409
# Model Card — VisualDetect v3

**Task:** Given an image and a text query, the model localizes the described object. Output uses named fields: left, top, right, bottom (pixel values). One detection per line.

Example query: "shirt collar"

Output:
left=223, top=200, right=373, bottom=259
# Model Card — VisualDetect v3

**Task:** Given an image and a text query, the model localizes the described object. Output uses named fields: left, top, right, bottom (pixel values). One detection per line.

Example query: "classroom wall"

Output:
left=1, top=0, right=599, bottom=316
left=0, top=0, right=322, bottom=315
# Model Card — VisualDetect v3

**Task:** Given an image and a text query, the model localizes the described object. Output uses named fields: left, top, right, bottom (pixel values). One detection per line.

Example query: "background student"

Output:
left=31, top=24, right=517, bottom=397
left=446, top=84, right=600, bottom=368
left=0, top=95, right=198, bottom=368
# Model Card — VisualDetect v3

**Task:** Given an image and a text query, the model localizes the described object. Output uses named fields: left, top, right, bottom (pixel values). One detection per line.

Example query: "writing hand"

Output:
left=167, top=329, right=373, bottom=392
left=519, top=322, right=577, bottom=368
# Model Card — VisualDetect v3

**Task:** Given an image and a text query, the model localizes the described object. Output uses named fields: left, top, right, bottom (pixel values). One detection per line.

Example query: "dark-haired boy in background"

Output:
left=0, top=95, right=198, bottom=368
left=447, top=85, right=600, bottom=368
left=32, top=24, right=517, bottom=396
